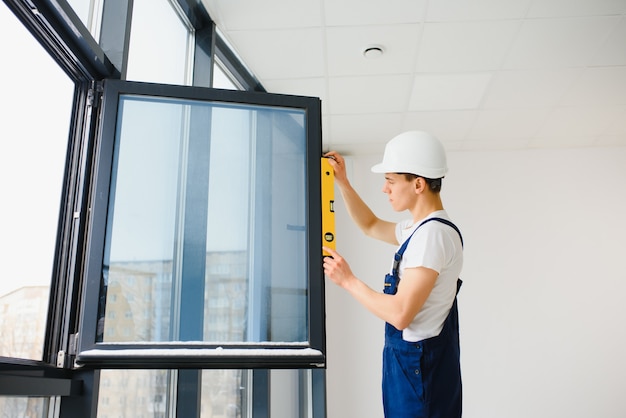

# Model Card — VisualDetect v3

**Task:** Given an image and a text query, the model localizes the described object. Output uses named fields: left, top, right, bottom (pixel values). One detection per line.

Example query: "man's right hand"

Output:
left=323, top=151, right=349, bottom=187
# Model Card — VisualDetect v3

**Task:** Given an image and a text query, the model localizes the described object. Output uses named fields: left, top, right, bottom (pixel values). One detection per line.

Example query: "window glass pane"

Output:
left=213, top=61, right=239, bottom=90
left=126, top=0, right=191, bottom=85
left=97, top=370, right=170, bottom=418
left=204, top=107, right=251, bottom=343
left=97, top=369, right=247, bottom=418
left=96, top=369, right=313, bottom=418
left=98, top=96, right=181, bottom=343
left=98, top=94, right=308, bottom=344
left=200, top=370, right=246, bottom=417
left=0, top=4, right=73, bottom=360
left=270, top=369, right=318, bottom=418
left=0, top=397, right=52, bottom=417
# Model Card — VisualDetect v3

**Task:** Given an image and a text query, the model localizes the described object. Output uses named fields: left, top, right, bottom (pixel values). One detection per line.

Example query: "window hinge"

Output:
left=57, top=333, right=79, bottom=368
left=88, top=81, right=104, bottom=108
left=69, top=332, right=79, bottom=355
left=56, top=350, right=65, bottom=367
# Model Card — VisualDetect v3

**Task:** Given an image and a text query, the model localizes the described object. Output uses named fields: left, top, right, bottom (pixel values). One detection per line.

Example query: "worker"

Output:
left=323, top=130, right=464, bottom=418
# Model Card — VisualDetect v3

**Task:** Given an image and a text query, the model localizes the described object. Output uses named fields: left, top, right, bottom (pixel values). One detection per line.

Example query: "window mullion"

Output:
left=98, top=0, right=133, bottom=79
left=193, top=22, right=216, bottom=88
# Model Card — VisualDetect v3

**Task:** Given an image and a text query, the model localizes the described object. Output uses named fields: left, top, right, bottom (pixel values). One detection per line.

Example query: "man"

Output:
left=323, top=130, right=464, bottom=418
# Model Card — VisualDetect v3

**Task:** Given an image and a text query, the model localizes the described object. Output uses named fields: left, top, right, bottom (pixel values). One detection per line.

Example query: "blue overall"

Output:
left=382, top=218, right=463, bottom=418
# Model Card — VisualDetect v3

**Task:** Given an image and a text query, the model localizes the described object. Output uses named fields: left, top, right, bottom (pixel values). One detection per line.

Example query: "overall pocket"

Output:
left=384, top=273, right=399, bottom=295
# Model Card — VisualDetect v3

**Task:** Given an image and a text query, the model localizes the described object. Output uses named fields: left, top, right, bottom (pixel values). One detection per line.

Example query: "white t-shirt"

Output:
left=393, top=210, right=464, bottom=342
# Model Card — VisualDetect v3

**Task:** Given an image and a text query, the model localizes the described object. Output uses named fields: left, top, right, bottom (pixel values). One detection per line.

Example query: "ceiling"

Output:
left=201, top=0, right=626, bottom=155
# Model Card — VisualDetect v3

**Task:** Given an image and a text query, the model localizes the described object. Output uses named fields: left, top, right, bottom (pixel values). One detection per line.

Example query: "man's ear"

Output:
left=414, top=177, right=424, bottom=193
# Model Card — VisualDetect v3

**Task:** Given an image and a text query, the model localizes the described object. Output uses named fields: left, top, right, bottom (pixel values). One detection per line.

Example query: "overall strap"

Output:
left=391, top=217, right=463, bottom=276
left=429, top=217, right=464, bottom=248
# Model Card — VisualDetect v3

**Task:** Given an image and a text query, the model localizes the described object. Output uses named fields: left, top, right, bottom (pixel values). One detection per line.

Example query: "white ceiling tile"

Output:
left=402, top=110, right=477, bottom=142
left=503, top=17, right=619, bottom=69
left=328, top=113, right=405, bottom=145
left=326, top=24, right=421, bottom=76
left=589, top=18, right=626, bottom=66
left=203, top=0, right=323, bottom=30
left=426, top=0, right=532, bottom=21
left=409, top=73, right=493, bottom=110
left=560, top=67, right=626, bottom=106
left=468, top=109, right=550, bottom=140
left=328, top=75, right=412, bottom=114
left=323, top=0, right=427, bottom=26
left=482, top=69, right=581, bottom=108
left=526, top=0, right=626, bottom=18
left=417, top=21, right=521, bottom=72
left=227, top=28, right=325, bottom=79
left=536, top=106, right=624, bottom=139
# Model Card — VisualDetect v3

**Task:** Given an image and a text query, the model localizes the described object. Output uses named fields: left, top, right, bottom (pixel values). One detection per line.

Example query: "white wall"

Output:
left=325, top=146, right=626, bottom=418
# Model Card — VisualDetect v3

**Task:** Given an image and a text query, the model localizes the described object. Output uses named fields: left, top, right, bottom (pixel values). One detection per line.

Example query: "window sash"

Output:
left=77, top=79, right=325, bottom=369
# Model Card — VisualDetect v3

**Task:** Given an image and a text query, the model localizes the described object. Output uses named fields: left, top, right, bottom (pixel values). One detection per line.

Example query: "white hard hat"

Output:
left=371, top=131, right=448, bottom=179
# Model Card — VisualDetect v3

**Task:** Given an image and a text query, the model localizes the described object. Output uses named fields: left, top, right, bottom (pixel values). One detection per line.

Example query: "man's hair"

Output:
left=400, top=173, right=443, bottom=193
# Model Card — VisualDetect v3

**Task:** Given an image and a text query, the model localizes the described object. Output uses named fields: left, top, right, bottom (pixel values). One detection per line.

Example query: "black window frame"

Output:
left=75, top=78, right=326, bottom=369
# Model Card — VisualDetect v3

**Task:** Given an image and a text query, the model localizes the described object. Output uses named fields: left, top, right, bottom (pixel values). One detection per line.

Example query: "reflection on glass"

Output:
left=96, top=369, right=313, bottom=418
left=97, top=370, right=170, bottom=418
left=0, top=397, right=52, bottom=417
left=98, top=94, right=309, bottom=344
left=201, top=370, right=245, bottom=418
left=0, top=4, right=73, bottom=360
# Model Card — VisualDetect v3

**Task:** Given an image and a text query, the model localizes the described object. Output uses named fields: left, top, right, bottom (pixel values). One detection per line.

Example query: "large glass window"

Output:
left=2, top=2, right=326, bottom=416
left=96, top=369, right=317, bottom=417
left=77, top=80, right=324, bottom=369
left=0, top=2, right=73, bottom=360
left=97, top=94, right=306, bottom=345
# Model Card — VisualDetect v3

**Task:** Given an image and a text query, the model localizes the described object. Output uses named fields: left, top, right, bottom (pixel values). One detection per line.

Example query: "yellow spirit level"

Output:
left=321, top=157, right=335, bottom=256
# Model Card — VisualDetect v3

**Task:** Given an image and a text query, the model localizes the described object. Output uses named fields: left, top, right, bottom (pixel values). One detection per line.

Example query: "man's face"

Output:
left=382, top=173, right=417, bottom=212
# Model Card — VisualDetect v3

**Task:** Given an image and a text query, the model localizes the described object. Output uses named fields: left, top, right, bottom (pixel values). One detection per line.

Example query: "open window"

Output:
left=76, top=79, right=325, bottom=369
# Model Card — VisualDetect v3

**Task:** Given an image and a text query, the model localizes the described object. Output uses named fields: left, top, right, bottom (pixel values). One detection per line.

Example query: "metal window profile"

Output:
left=173, top=0, right=213, bottom=29
left=215, top=34, right=266, bottom=92
left=0, top=359, right=82, bottom=396
left=5, top=0, right=117, bottom=80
